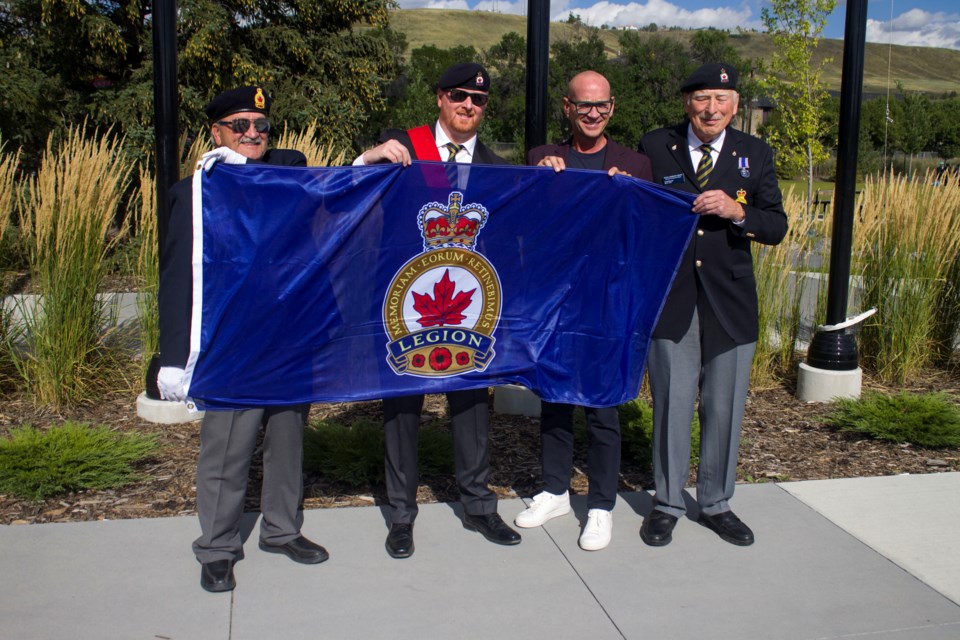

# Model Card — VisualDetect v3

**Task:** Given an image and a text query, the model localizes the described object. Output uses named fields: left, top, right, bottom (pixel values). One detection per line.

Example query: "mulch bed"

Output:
left=2, top=371, right=958, bottom=526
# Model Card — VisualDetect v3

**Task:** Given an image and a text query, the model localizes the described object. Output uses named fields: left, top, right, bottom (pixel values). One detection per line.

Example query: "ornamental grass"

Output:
left=180, top=130, right=209, bottom=179
left=752, top=191, right=829, bottom=388
left=135, top=166, right=159, bottom=385
left=0, top=142, right=22, bottom=378
left=0, top=142, right=19, bottom=245
left=275, top=122, right=347, bottom=167
left=854, top=171, right=960, bottom=384
left=14, top=125, right=134, bottom=408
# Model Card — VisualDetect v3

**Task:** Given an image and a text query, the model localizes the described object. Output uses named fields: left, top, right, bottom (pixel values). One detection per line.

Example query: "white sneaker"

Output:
left=578, top=509, right=613, bottom=551
left=514, top=491, right=571, bottom=528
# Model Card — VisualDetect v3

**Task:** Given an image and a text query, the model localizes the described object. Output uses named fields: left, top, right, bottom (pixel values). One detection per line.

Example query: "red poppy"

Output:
left=412, top=354, right=426, bottom=368
left=429, top=347, right=452, bottom=371
left=456, top=351, right=470, bottom=366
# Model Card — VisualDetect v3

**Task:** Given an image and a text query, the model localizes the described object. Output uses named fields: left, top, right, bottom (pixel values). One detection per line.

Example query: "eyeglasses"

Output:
left=568, top=99, right=614, bottom=115
left=215, top=118, right=271, bottom=134
left=446, top=89, right=489, bottom=107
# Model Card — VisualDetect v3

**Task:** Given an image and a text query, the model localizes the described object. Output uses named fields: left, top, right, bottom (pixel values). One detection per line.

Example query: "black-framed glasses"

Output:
left=568, top=99, right=614, bottom=115
left=216, top=117, right=271, bottom=134
left=446, top=89, right=489, bottom=107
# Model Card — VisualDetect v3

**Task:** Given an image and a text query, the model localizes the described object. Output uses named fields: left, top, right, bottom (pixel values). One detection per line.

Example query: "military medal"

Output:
left=738, top=157, right=750, bottom=178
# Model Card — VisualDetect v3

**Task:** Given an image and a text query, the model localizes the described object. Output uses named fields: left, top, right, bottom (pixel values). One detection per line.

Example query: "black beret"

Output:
left=204, top=86, right=272, bottom=121
left=437, top=63, right=490, bottom=92
left=680, top=63, right=738, bottom=93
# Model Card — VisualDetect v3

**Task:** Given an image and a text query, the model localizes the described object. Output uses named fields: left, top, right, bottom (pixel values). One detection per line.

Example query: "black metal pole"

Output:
left=147, top=0, right=179, bottom=398
left=806, top=0, right=867, bottom=371
left=524, top=0, right=550, bottom=155
left=152, top=0, right=179, bottom=250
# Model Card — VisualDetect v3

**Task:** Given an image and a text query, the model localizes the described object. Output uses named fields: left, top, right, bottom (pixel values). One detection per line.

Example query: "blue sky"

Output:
left=395, top=1, right=960, bottom=50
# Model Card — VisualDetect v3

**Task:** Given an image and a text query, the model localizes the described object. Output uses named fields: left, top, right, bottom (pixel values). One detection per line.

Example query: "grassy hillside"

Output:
left=388, top=8, right=960, bottom=95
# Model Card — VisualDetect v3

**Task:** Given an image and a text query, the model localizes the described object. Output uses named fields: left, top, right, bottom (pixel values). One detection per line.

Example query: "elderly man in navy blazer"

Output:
left=637, top=64, right=788, bottom=547
left=517, top=70, right=652, bottom=552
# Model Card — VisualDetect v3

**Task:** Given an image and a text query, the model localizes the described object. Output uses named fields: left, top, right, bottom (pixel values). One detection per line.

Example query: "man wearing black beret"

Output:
left=354, top=62, right=520, bottom=559
left=158, top=86, right=326, bottom=592
left=638, top=64, right=788, bottom=547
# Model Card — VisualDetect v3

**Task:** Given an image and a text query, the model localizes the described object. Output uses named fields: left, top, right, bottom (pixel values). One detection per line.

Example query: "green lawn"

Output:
left=781, top=180, right=837, bottom=198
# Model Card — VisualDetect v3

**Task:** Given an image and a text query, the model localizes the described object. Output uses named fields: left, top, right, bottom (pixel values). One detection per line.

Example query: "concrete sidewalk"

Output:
left=2, top=473, right=959, bottom=640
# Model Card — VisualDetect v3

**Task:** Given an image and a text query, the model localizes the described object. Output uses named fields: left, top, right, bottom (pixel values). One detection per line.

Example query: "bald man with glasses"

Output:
left=518, top=70, right=652, bottom=552
left=158, top=86, right=327, bottom=593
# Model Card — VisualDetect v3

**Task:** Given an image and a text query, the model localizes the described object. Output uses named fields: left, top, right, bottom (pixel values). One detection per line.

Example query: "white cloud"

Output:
left=395, top=0, right=760, bottom=31
left=396, top=0, right=472, bottom=9
left=866, top=10, right=960, bottom=50
left=559, top=0, right=756, bottom=31
left=472, top=1, right=530, bottom=14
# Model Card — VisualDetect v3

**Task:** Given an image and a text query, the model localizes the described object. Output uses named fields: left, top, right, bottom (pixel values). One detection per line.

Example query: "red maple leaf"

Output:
left=413, top=269, right=475, bottom=327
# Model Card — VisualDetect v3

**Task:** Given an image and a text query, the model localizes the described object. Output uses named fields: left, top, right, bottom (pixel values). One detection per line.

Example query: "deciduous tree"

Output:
left=0, top=0, right=401, bottom=165
left=761, top=0, right=837, bottom=212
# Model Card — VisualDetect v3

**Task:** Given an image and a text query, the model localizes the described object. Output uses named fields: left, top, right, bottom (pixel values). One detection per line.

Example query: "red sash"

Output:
left=406, top=125, right=441, bottom=161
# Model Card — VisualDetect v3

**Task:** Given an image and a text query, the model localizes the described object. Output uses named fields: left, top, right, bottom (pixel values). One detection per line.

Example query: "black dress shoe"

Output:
left=463, top=513, right=522, bottom=546
left=385, top=523, right=415, bottom=559
left=200, top=559, right=236, bottom=593
left=259, top=535, right=330, bottom=564
left=698, top=510, right=755, bottom=546
left=640, top=510, right=678, bottom=547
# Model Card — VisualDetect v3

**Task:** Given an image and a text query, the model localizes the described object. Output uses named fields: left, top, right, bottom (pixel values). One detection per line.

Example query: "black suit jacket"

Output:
left=526, top=136, right=652, bottom=181
left=375, top=125, right=510, bottom=165
left=639, top=123, right=787, bottom=344
left=158, top=148, right=308, bottom=367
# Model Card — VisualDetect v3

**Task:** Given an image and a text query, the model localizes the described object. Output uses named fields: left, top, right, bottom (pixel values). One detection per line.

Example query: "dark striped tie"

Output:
left=696, top=143, right=713, bottom=188
left=444, top=142, right=463, bottom=162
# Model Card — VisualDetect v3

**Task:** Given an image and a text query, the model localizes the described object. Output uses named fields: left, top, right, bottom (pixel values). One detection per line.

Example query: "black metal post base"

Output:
left=806, top=330, right=859, bottom=371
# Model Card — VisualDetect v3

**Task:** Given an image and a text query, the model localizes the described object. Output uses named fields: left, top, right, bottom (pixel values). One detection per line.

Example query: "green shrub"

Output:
left=617, top=398, right=700, bottom=470
left=0, top=422, right=159, bottom=500
left=821, top=391, right=960, bottom=448
left=303, top=418, right=453, bottom=487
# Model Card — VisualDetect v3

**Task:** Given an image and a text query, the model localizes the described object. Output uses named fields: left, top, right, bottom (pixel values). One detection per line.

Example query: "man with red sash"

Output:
left=353, top=62, right=519, bottom=558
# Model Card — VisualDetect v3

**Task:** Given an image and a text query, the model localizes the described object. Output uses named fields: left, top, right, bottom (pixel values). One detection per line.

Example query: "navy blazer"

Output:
left=158, top=148, right=308, bottom=367
left=376, top=125, right=510, bottom=165
left=639, top=123, right=787, bottom=344
left=527, top=136, right=652, bottom=181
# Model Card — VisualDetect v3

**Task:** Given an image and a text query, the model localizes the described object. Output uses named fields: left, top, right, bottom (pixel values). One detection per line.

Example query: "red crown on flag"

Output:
left=418, top=192, right=488, bottom=250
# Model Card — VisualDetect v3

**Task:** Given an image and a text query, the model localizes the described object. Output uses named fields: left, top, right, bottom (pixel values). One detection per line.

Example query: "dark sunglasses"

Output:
left=568, top=99, right=614, bottom=115
left=216, top=117, right=271, bottom=134
left=446, top=89, right=489, bottom=107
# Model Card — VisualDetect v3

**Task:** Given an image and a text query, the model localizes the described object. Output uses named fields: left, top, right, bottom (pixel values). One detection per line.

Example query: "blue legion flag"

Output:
left=184, top=162, right=697, bottom=409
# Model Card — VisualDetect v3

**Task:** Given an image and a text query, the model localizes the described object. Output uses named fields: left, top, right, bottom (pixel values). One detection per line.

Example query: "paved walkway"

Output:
left=2, top=472, right=959, bottom=640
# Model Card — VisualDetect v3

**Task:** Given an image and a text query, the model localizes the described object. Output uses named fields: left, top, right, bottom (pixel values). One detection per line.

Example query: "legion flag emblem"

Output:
left=383, top=192, right=502, bottom=377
